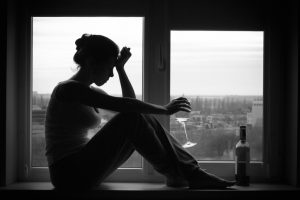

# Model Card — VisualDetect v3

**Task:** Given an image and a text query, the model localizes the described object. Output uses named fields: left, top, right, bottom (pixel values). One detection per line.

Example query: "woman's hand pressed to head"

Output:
left=116, top=47, right=132, bottom=70
left=115, top=46, right=136, bottom=98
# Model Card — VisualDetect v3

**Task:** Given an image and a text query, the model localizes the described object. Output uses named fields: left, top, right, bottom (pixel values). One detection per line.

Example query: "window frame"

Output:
left=157, top=28, right=268, bottom=182
left=150, top=2, right=269, bottom=181
left=168, top=29, right=266, bottom=160
left=15, top=0, right=272, bottom=183
left=18, top=1, right=168, bottom=183
left=29, top=16, right=151, bottom=182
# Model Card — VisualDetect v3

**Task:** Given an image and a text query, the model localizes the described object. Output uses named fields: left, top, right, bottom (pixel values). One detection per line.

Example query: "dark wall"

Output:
left=4, top=0, right=19, bottom=185
left=27, top=0, right=147, bottom=16
left=283, top=0, right=299, bottom=186
left=169, top=0, right=265, bottom=30
left=1, top=0, right=298, bottom=186
left=0, top=0, right=7, bottom=187
left=265, top=0, right=286, bottom=183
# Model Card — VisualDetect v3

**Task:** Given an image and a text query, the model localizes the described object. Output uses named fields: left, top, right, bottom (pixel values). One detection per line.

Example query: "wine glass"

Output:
left=176, top=117, right=197, bottom=148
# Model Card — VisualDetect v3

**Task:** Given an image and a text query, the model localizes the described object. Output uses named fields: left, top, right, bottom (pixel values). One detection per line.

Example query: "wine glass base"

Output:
left=182, top=141, right=197, bottom=148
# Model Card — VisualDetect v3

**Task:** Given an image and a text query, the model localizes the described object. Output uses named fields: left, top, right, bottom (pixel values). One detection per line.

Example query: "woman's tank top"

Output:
left=45, top=81, right=101, bottom=166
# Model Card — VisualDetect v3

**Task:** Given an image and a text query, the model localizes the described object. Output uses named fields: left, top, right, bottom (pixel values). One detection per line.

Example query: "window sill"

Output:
left=1, top=182, right=299, bottom=200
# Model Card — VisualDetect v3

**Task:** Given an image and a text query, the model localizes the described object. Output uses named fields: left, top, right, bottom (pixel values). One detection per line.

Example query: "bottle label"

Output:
left=235, top=148, right=250, bottom=176
left=235, top=158, right=249, bottom=176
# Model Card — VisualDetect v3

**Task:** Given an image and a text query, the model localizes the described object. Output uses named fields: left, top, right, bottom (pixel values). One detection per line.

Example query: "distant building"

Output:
left=191, top=114, right=202, bottom=123
left=247, top=98, right=263, bottom=127
left=32, top=109, right=47, bottom=124
left=207, top=115, right=213, bottom=123
left=32, top=91, right=38, bottom=105
left=32, top=91, right=51, bottom=108
left=32, top=105, right=42, bottom=110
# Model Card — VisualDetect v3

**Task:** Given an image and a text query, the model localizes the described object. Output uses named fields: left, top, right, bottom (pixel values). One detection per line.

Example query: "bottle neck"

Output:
left=240, top=126, right=246, bottom=141
left=240, top=134, right=246, bottom=141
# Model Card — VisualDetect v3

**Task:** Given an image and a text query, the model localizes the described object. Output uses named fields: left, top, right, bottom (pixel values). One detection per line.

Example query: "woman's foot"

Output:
left=188, top=169, right=236, bottom=189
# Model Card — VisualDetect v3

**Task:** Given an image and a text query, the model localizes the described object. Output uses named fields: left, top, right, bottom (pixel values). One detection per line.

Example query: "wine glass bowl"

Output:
left=176, top=117, right=188, bottom=123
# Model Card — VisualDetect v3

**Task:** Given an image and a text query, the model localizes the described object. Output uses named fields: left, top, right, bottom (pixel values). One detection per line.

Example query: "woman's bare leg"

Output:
left=50, top=112, right=235, bottom=189
left=78, top=112, right=189, bottom=184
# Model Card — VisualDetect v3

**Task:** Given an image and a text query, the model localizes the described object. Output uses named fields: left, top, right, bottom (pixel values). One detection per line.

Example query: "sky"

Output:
left=33, top=17, right=263, bottom=96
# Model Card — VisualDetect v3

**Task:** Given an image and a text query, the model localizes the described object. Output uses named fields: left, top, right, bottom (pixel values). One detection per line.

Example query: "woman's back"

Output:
left=45, top=80, right=101, bottom=166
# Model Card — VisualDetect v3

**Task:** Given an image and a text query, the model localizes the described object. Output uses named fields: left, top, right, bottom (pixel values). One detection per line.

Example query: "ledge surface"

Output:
left=1, top=182, right=299, bottom=200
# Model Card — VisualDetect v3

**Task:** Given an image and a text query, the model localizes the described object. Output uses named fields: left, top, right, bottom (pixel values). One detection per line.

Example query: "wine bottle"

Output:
left=235, top=125, right=250, bottom=186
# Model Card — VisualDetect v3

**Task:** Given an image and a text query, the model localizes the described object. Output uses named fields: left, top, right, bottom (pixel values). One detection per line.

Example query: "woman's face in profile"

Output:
left=91, top=57, right=116, bottom=86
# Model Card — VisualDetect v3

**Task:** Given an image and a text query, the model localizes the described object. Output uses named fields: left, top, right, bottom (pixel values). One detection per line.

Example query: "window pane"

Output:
left=170, top=31, right=263, bottom=161
left=32, top=17, right=143, bottom=168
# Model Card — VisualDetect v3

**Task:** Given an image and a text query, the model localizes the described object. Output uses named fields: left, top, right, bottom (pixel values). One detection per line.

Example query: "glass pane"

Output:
left=32, top=17, right=143, bottom=168
left=170, top=31, right=263, bottom=161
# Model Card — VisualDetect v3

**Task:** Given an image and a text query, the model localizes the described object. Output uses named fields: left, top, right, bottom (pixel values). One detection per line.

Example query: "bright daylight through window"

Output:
left=32, top=17, right=143, bottom=168
left=170, top=31, right=264, bottom=161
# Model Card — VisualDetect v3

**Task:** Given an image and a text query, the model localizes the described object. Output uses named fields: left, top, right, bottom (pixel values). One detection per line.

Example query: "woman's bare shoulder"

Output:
left=53, top=80, right=91, bottom=102
left=56, top=80, right=93, bottom=94
left=53, top=80, right=123, bottom=111
left=58, top=79, right=86, bottom=87
left=89, top=85, right=108, bottom=95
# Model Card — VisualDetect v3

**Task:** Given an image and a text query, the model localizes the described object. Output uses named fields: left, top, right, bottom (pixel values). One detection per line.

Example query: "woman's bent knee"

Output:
left=116, top=112, right=144, bottom=120
left=116, top=113, right=158, bottom=127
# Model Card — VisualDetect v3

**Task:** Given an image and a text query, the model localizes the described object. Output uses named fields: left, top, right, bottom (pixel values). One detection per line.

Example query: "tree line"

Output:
left=186, top=96, right=259, bottom=115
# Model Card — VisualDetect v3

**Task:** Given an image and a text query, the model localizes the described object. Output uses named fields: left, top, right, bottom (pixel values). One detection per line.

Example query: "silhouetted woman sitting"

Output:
left=45, top=34, right=235, bottom=190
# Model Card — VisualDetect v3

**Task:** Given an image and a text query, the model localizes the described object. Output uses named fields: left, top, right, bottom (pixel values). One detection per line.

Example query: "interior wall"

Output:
left=284, top=0, right=299, bottom=186
left=28, top=0, right=147, bottom=16
left=169, top=0, right=265, bottom=29
left=2, top=0, right=298, bottom=185
left=5, top=0, right=19, bottom=185
left=263, top=0, right=297, bottom=184
left=0, top=0, right=8, bottom=187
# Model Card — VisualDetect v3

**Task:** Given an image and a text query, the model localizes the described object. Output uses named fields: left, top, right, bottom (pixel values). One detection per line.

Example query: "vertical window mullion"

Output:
left=142, top=0, right=170, bottom=180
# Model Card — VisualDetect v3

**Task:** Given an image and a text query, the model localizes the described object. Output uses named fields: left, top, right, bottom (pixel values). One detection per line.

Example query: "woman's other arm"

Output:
left=56, top=81, right=191, bottom=115
left=117, top=67, right=136, bottom=99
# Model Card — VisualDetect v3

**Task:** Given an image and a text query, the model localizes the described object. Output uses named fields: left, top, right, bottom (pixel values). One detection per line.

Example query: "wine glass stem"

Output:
left=182, top=123, right=189, bottom=141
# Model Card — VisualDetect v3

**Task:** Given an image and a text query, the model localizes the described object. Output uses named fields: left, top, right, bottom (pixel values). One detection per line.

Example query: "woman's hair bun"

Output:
left=75, top=34, right=92, bottom=51
left=73, top=33, right=119, bottom=68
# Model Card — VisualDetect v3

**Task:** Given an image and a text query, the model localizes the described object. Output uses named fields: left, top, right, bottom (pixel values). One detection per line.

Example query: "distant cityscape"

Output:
left=32, top=91, right=263, bottom=166
left=33, top=91, right=262, bottom=128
